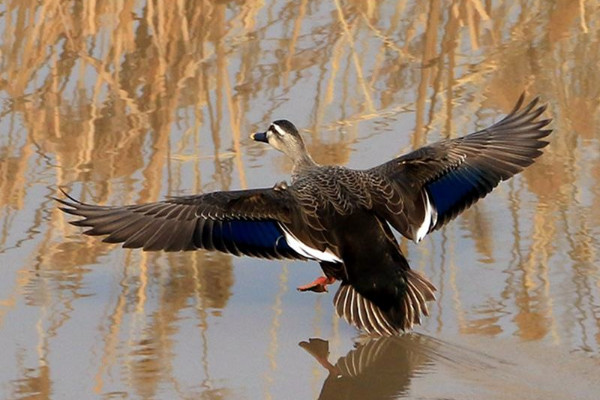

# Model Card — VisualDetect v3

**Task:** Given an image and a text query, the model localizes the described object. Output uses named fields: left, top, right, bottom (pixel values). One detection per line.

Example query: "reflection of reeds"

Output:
left=263, top=264, right=288, bottom=400
left=0, top=0, right=599, bottom=397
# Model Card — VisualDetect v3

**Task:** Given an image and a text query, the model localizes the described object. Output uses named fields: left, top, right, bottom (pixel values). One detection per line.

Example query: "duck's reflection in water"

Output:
left=300, top=334, right=436, bottom=399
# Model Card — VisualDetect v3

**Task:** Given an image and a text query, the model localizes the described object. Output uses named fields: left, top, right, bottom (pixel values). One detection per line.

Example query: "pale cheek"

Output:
left=270, top=140, right=283, bottom=152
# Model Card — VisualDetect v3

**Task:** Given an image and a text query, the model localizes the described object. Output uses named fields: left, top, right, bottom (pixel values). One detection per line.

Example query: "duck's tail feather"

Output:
left=333, top=269, right=436, bottom=336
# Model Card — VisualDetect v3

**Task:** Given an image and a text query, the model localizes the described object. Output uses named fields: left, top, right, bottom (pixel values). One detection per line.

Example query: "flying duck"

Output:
left=56, top=95, right=551, bottom=336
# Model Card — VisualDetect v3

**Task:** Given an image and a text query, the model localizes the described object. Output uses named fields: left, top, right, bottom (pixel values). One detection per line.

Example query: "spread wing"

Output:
left=56, top=188, right=306, bottom=260
left=369, top=95, right=552, bottom=241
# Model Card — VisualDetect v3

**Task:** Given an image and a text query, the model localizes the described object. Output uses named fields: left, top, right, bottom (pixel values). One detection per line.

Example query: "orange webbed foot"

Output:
left=297, top=276, right=336, bottom=293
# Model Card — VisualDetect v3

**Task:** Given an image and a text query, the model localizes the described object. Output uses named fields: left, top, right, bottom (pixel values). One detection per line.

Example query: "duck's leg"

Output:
left=297, top=276, right=336, bottom=292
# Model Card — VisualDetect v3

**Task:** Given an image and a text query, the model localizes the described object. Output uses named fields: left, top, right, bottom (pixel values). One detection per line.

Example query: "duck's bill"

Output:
left=251, top=131, right=268, bottom=143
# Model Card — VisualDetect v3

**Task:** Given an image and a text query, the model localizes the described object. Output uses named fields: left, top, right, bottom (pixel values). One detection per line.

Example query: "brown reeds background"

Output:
left=0, top=1, right=599, bottom=398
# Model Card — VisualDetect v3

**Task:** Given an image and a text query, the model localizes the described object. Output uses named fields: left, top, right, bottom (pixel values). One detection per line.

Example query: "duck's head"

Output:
left=251, top=120, right=307, bottom=160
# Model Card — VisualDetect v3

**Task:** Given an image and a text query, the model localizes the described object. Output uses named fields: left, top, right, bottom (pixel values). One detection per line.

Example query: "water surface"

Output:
left=0, top=1, right=599, bottom=399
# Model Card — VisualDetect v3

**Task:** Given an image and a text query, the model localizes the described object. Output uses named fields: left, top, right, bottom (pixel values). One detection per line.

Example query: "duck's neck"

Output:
left=291, top=152, right=318, bottom=179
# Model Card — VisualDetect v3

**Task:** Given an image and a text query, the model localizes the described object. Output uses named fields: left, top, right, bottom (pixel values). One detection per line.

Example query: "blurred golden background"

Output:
left=0, top=1, right=598, bottom=399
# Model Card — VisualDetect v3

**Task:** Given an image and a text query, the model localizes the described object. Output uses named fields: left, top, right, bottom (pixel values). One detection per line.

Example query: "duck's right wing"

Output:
left=368, top=95, right=552, bottom=242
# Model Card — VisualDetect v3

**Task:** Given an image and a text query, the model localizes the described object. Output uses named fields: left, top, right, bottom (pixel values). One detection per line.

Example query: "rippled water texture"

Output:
left=0, top=1, right=599, bottom=399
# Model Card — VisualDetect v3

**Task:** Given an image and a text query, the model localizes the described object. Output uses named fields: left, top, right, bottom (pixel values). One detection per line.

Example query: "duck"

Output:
left=56, top=95, right=551, bottom=336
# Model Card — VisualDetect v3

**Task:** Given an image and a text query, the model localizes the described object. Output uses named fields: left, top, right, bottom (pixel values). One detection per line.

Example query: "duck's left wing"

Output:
left=368, top=95, right=551, bottom=242
left=56, top=187, right=305, bottom=259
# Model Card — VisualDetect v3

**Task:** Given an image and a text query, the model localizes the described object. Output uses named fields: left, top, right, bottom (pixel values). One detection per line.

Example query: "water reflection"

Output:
left=302, top=333, right=600, bottom=400
left=301, top=335, right=434, bottom=399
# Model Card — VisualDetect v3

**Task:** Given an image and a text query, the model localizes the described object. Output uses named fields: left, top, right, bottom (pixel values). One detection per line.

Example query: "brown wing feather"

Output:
left=368, top=95, right=551, bottom=240
left=56, top=188, right=305, bottom=259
